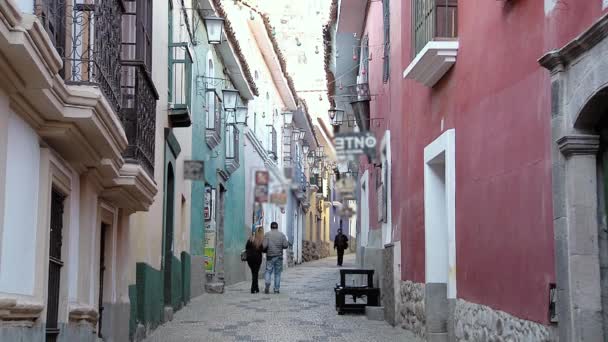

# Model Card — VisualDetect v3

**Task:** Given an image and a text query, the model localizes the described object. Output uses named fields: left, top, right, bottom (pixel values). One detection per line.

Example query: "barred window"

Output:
left=413, top=0, right=458, bottom=56
left=382, top=0, right=390, bottom=83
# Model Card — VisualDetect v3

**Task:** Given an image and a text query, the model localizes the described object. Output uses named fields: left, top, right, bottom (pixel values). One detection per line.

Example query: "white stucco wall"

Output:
left=0, top=112, right=40, bottom=295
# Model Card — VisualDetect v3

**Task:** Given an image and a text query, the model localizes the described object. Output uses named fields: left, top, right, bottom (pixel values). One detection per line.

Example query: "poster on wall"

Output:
left=203, top=229, right=216, bottom=272
left=252, top=202, right=264, bottom=233
left=204, top=187, right=213, bottom=221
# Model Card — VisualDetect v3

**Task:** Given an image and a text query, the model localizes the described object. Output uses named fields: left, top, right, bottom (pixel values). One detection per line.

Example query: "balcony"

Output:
left=168, top=42, right=193, bottom=127
left=33, top=0, right=158, bottom=180
left=404, top=0, right=458, bottom=87
left=225, top=124, right=240, bottom=174
left=120, top=61, right=158, bottom=177
left=36, top=0, right=124, bottom=112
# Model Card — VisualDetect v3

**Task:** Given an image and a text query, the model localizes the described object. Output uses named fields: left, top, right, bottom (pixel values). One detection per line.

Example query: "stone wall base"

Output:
left=398, top=281, right=426, bottom=339
left=302, top=240, right=331, bottom=262
left=100, top=302, right=129, bottom=342
left=396, top=280, right=557, bottom=342
left=454, top=299, right=556, bottom=342
left=0, top=324, right=44, bottom=341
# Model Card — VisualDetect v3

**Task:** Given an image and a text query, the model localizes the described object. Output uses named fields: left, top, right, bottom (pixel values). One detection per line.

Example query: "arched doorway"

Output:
left=540, top=19, right=608, bottom=340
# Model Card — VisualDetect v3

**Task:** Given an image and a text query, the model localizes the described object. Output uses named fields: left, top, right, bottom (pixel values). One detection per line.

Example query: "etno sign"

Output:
left=334, top=132, right=376, bottom=158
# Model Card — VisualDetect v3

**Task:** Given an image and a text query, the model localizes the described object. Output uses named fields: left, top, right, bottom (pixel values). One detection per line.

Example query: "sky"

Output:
left=247, top=0, right=331, bottom=127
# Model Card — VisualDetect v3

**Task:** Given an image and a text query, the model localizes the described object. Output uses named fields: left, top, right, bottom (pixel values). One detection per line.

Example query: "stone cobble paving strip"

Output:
left=144, top=255, right=421, bottom=342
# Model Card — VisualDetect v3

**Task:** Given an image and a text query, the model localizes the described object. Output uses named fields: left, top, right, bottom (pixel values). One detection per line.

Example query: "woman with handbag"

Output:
left=244, top=227, right=264, bottom=293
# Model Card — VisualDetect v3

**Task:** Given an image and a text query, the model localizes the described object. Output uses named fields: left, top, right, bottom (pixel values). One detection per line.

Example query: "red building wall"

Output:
left=360, top=0, right=404, bottom=236
left=376, top=0, right=608, bottom=325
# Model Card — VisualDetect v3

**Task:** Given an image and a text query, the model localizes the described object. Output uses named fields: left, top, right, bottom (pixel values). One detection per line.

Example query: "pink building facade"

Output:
left=329, top=1, right=608, bottom=340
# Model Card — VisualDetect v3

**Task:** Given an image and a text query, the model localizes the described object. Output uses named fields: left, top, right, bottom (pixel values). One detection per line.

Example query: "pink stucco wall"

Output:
left=360, top=0, right=608, bottom=324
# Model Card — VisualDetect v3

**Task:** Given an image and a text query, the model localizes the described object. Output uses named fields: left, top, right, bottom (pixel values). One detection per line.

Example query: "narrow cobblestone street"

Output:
left=143, top=254, right=420, bottom=342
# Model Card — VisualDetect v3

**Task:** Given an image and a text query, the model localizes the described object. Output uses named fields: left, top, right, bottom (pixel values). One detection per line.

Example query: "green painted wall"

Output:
left=188, top=14, right=247, bottom=286
left=134, top=263, right=163, bottom=332
left=189, top=23, right=224, bottom=257
left=171, top=256, right=183, bottom=309
left=181, top=251, right=191, bottom=302
left=222, top=129, right=248, bottom=285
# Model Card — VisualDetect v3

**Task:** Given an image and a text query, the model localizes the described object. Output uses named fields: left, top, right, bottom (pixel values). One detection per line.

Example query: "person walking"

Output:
left=245, top=227, right=264, bottom=293
left=334, top=228, right=349, bottom=266
left=262, top=222, right=289, bottom=294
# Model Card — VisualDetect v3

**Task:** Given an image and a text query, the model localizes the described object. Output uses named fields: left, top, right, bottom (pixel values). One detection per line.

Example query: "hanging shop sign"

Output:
left=270, top=191, right=288, bottom=205
left=334, top=132, right=377, bottom=158
left=184, top=160, right=205, bottom=181
left=255, top=170, right=270, bottom=185
left=336, top=177, right=356, bottom=199
left=254, top=185, right=269, bottom=203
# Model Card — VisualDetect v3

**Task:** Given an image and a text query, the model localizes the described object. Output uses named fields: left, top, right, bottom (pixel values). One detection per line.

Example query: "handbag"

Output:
left=240, top=249, right=248, bottom=262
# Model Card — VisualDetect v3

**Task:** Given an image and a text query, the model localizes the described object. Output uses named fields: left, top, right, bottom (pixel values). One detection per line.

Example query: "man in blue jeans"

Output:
left=262, top=222, right=289, bottom=294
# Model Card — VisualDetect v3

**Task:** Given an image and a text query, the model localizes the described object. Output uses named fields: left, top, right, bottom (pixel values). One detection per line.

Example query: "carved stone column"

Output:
left=556, top=134, right=605, bottom=341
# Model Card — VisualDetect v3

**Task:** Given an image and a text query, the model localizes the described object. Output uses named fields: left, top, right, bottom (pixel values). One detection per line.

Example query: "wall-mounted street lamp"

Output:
left=302, top=144, right=310, bottom=155
left=282, top=111, right=293, bottom=125
left=307, top=152, right=315, bottom=165
left=235, top=106, right=248, bottom=125
left=328, top=108, right=345, bottom=126
left=222, top=89, right=239, bottom=111
left=203, top=16, right=224, bottom=44
left=292, top=128, right=304, bottom=141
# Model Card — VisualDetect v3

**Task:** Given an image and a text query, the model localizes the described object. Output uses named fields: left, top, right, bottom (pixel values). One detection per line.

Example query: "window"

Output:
left=268, top=125, right=278, bottom=160
left=205, top=90, right=221, bottom=149
left=225, top=124, right=240, bottom=173
left=413, top=0, right=458, bottom=55
left=359, top=35, right=369, bottom=83
left=136, top=0, right=153, bottom=70
left=382, top=0, right=390, bottom=83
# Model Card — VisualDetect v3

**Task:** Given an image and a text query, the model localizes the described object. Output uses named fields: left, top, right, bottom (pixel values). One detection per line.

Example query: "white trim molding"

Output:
left=424, top=129, right=456, bottom=299
left=403, top=40, right=459, bottom=87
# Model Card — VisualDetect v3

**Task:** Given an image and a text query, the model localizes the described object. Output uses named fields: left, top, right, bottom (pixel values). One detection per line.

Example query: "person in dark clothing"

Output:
left=245, top=227, right=264, bottom=293
left=334, top=229, right=349, bottom=266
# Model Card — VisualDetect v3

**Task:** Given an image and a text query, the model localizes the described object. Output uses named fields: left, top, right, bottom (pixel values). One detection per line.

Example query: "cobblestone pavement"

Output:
left=144, top=254, right=421, bottom=342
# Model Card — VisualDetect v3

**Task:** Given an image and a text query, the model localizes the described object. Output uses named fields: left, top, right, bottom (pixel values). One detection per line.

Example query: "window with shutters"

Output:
left=413, top=0, right=458, bottom=55
left=225, top=124, right=240, bottom=174
left=382, top=0, right=390, bottom=83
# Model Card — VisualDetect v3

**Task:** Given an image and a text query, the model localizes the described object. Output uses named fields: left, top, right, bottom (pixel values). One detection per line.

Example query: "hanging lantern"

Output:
left=250, top=11, right=255, bottom=20
left=236, top=106, right=248, bottom=125
left=362, top=67, right=367, bottom=76
left=318, top=94, right=323, bottom=101
left=282, top=111, right=293, bottom=125
left=203, top=16, right=224, bottom=44
left=222, top=89, right=239, bottom=111
left=307, top=152, right=315, bottom=165
left=315, top=46, right=319, bottom=54
left=328, top=108, right=345, bottom=126
left=303, top=144, right=310, bottom=155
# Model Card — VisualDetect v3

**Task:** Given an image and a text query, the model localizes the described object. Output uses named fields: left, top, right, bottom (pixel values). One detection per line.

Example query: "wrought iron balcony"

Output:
left=36, top=0, right=124, bottom=112
left=35, top=0, right=159, bottom=177
left=120, top=61, right=159, bottom=177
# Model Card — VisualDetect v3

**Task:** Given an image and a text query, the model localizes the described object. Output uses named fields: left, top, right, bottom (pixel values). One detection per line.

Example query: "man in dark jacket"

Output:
left=262, top=222, right=289, bottom=294
left=334, top=229, right=349, bottom=266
